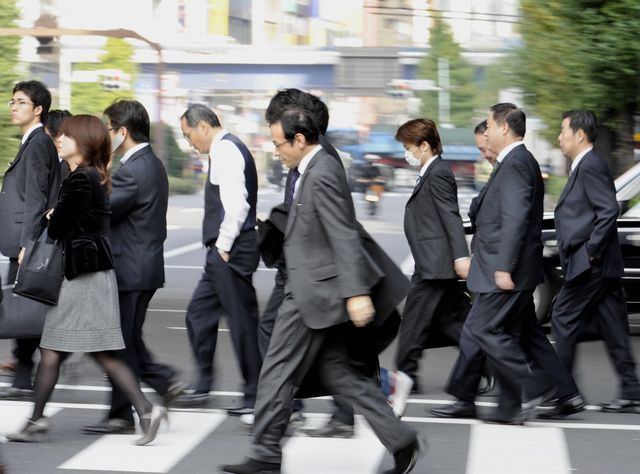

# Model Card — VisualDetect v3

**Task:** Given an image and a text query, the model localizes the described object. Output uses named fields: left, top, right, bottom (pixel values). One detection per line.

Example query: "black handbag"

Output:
left=0, top=287, right=47, bottom=339
left=13, top=222, right=64, bottom=306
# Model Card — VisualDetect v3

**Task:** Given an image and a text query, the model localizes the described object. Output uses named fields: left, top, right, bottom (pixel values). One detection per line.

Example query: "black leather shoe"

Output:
left=476, top=375, right=496, bottom=395
left=303, top=418, right=354, bottom=438
left=82, top=418, right=136, bottom=435
left=384, top=438, right=420, bottom=474
left=226, top=406, right=254, bottom=416
left=537, top=394, right=586, bottom=419
left=600, top=398, right=640, bottom=413
left=0, top=387, right=34, bottom=400
left=163, top=381, right=188, bottom=408
left=430, top=400, right=476, bottom=418
left=172, top=391, right=210, bottom=408
left=220, top=458, right=281, bottom=474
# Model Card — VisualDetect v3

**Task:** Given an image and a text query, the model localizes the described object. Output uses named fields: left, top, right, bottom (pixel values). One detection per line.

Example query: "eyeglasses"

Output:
left=273, top=139, right=291, bottom=149
left=7, top=100, right=34, bottom=108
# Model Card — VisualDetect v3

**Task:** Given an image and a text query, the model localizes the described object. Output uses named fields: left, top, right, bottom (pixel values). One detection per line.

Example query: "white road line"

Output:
left=166, top=326, right=229, bottom=332
left=163, top=242, right=203, bottom=258
left=58, top=411, right=227, bottom=473
left=0, top=382, right=243, bottom=397
left=0, top=402, right=62, bottom=438
left=465, top=424, right=570, bottom=474
left=166, top=225, right=181, bottom=231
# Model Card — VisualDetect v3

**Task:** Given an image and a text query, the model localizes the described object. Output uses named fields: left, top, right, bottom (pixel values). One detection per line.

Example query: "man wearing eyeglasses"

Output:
left=0, top=81, right=60, bottom=399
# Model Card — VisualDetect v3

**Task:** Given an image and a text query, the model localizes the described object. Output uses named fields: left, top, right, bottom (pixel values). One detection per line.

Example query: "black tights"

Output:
left=31, top=348, right=152, bottom=422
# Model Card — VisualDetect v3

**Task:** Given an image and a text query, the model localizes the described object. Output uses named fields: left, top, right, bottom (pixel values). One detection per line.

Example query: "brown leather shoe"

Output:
left=0, top=358, right=17, bottom=373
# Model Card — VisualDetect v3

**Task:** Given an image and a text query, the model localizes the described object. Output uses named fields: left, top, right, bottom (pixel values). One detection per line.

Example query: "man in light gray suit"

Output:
left=222, top=108, right=419, bottom=474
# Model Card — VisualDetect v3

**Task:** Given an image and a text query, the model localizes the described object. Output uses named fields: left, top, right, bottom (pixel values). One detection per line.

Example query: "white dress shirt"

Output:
left=570, top=146, right=593, bottom=173
left=209, top=129, right=250, bottom=253
left=418, top=154, right=440, bottom=177
left=294, top=144, right=323, bottom=198
left=496, top=140, right=525, bottom=164
left=120, top=142, right=149, bottom=165
left=21, top=123, right=43, bottom=144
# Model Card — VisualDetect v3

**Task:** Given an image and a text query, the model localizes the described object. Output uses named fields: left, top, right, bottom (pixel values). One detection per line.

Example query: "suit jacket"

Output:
left=283, top=148, right=383, bottom=330
left=554, top=149, right=623, bottom=281
left=467, top=144, right=545, bottom=293
left=0, top=127, right=60, bottom=257
left=405, top=157, right=468, bottom=280
left=48, top=166, right=114, bottom=280
left=109, top=145, right=169, bottom=291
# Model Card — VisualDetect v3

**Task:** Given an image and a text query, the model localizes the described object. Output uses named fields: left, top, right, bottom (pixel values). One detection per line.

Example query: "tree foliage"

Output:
left=0, top=0, right=20, bottom=177
left=417, top=11, right=477, bottom=127
left=517, top=0, right=640, bottom=175
left=71, top=38, right=138, bottom=115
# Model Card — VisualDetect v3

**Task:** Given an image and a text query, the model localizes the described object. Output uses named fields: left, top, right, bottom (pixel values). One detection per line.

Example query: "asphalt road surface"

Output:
left=1, top=186, right=640, bottom=474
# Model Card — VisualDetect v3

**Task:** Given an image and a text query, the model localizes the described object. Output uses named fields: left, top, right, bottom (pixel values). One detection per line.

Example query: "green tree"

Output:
left=417, top=11, right=477, bottom=127
left=151, top=123, right=188, bottom=177
left=517, top=0, right=640, bottom=176
left=0, top=0, right=20, bottom=177
left=71, top=37, right=137, bottom=115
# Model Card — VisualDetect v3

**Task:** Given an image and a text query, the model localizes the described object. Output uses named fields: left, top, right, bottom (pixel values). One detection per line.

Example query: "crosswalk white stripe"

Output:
left=465, top=424, right=570, bottom=474
left=58, top=411, right=227, bottom=473
left=0, top=402, right=62, bottom=438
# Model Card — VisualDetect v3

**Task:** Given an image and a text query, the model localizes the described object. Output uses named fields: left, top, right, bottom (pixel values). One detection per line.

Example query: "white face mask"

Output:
left=404, top=150, right=422, bottom=167
left=111, top=133, right=125, bottom=153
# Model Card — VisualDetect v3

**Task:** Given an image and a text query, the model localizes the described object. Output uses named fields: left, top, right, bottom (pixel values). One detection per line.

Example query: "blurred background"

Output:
left=0, top=0, right=638, bottom=201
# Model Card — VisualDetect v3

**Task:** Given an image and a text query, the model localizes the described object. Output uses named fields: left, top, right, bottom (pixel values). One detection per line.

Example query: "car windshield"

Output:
left=615, top=163, right=640, bottom=217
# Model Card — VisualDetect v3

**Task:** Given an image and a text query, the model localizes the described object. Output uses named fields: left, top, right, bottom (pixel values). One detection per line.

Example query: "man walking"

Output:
left=176, top=104, right=261, bottom=413
left=0, top=81, right=59, bottom=399
left=83, top=100, right=184, bottom=434
left=548, top=110, right=640, bottom=415
left=465, top=103, right=583, bottom=423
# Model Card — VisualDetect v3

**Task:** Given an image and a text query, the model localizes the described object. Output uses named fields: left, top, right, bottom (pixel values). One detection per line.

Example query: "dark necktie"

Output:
left=284, top=167, right=301, bottom=210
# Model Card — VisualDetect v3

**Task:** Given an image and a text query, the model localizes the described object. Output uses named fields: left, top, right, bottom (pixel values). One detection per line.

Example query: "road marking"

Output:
left=163, top=264, right=276, bottom=272
left=58, top=411, right=227, bottom=473
left=166, top=326, right=229, bottom=332
left=465, top=424, right=570, bottom=474
left=166, top=225, right=181, bottom=231
left=0, top=402, right=62, bottom=439
left=283, top=414, right=385, bottom=474
left=163, top=242, right=203, bottom=258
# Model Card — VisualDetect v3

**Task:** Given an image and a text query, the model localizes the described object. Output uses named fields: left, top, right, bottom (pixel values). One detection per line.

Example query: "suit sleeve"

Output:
left=429, top=169, right=469, bottom=260
left=583, top=159, right=619, bottom=259
left=20, top=137, right=56, bottom=247
left=496, top=159, right=533, bottom=272
left=313, top=171, right=371, bottom=298
left=109, top=166, right=138, bottom=225
left=48, top=172, right=91, bottom=240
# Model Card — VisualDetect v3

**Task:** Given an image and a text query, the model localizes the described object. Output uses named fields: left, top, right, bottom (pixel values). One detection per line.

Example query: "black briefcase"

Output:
left=13, top=223, right=64, bottom=306
left=0, top=287, right=47, bottom=339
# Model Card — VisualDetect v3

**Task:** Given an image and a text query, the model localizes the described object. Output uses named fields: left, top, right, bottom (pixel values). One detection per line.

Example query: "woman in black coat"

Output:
left=8, top=115, right=164, bottom=445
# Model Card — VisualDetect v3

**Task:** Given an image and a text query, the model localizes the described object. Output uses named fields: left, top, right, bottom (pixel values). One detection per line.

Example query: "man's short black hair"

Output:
left=266, top=89, right=329, bottom=134
left=103, top=99, right=151, bottom=143
left=44, top=109, right=72, bottom=139
left=279, top=107, right=320, bottom=145
left=13, top=80, right=52, bottom=124
left=181, top=104, right=221, bottom=129
left=562, top=110, right=598, bottom=143
left=474, top=120, right=488, bottom=135
left=490, top=103, right=526, bottom=138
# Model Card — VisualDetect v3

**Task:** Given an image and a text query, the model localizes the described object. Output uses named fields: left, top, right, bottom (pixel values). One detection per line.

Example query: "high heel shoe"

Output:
left=7, top=417, right=51, bottom=442
left=135, top=405, right=166, bottom=446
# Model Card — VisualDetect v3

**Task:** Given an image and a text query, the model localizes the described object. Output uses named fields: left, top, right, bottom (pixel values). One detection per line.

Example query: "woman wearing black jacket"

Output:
left=8, top=115, right=164, bottom=445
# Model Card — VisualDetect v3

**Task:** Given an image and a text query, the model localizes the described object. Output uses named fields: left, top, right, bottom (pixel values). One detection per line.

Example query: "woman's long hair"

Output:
left=58, top=114, right=112, bottom=193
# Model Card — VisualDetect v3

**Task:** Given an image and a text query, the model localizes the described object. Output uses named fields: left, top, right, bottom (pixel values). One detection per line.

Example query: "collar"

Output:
left=570, top=146, right=593, bottom=172
left=209, top=128, right=229, bottom=155
left=298, top=145, right=323, bottom=175
left=120, top=142, right=149, bottom=165
left=419, top=154, right=439, bottom=177
left=496, top=140, right=525, bottom=164
left=21, top=123, right=43, bottom=144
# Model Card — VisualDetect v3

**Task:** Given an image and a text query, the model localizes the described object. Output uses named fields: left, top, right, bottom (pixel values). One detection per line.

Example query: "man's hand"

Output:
left=346, top=295, right=375, bottom=328
left=495, top=270, right=515, bottom=291
left=217, top=248, right=230, bottom=263
left=454, top=258, right=471, bottom=280
left=18, top=247, right=25, bottom=265
left=45, top=208, right=54, bottom=220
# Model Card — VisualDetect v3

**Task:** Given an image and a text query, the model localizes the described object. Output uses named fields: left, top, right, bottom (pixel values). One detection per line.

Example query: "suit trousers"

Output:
left=186, top=232, right=261, bottom=407
left=250, top=289, right=416, bottom=464
left=108, top=290, right=176, bottom=422
left=7, top=259, right=40, bottom=390
left=396, top=276, right=463, bottom=383
left=469, top=290, right=577, bottom=419
left=551, top=266, right=640, bottom=399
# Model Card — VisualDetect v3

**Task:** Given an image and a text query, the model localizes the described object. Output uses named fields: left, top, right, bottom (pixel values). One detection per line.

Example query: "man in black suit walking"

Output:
left=83, top=100, right=184, bottom=434
left=222, top=107, right=419, bottom=474
left=465, top=103, right=584, bottom=423
left=0, top=81, right=59, bottom=399
left=549, top=110, right=640, bottom=415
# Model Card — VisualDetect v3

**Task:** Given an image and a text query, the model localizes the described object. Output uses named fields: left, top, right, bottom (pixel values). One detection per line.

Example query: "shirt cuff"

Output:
left=454, top=257, right=470, bottom=263
left=215, top=236, right=234, bottom=253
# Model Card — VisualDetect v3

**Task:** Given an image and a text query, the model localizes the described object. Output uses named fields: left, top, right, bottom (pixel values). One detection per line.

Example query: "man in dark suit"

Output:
left=549, top=110, right=640, bottom=415
left=222, top=107, right=419, bottom=474
left=82, top=100, right=184, bottom=434
left=0, top=81, right=59, bottom=399
left=464, top=103, right=584, bottom=423
left=394, top=118, right=469, bottom=395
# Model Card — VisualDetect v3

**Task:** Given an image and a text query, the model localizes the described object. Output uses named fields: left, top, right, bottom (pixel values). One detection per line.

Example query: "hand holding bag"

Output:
left=13, top=220, right=64, bottom=306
